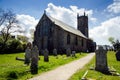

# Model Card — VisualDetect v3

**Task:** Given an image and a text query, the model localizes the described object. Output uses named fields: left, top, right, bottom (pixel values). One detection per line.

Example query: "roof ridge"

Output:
left=48, top=15, right=76, bottom=29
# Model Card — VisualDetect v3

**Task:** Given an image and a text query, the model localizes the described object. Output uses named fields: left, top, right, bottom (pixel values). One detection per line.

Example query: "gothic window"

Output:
left=41, top=37, right=44, bottom=49
left=49, top=27, right=53, bottom=37
left=75, top=36, right=78, bottom=45
left=82, top=38, right=84, bottom=47
left=42, top=20, right=46, bottom=35
left=49, top=27, right=52, bottom=33
left=67, top=34, right=70, bottom=44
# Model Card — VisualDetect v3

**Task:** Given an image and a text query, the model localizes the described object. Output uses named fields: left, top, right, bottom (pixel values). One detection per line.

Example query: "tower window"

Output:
left=67, top=34, right=70, bottom=44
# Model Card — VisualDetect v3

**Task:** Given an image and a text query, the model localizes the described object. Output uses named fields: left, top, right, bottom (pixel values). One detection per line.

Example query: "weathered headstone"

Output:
left=30, top=45, right=39, bottom=74
left=53, top=49, right=57, bottom=56
left=44, top=49, right=49, bottom=62
left=71, top=51, right=76, bottom=57
left=95, top=46, right=109, bottom=74
left=16, top=42, right=32, bottom=65
left=24, top=47, right=31, bottom=65
left=66, top=48, right=71, bottom=57
left=116, top=49, right=120, bottom=61
left=41, top=50, right=44, bottom=55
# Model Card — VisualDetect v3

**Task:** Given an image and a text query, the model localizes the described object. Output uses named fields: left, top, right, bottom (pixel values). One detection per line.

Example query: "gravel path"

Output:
left=29, top=53, right=95, bottom=80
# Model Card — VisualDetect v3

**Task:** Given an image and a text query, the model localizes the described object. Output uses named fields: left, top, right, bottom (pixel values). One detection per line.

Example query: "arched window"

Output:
left=82, top=38, right=84, bottom=47
left=75, top=36, right=78, bottom=45
left=67, top=34, right=70, bottom=44
left=49, top=27, right=53, bottom=37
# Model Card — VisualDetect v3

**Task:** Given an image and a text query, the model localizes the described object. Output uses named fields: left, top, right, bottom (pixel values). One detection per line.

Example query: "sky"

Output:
left=0, top=0, right=120, bottom=45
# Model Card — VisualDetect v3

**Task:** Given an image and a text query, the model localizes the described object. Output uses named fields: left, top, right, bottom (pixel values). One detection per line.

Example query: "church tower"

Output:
left=77, top=12, right=88, bottom=37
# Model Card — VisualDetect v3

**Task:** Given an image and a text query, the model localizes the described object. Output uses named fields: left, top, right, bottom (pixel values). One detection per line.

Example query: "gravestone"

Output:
left=41, top=50, right=44, bottom=55
left=95, top=46, right=109, bottom=74
left=71, top=51, right=76, bottom=57
left=16, top=42, right=32, bottom=65
left=53, top=49, right=57, bottom=56
left=44, top=49, right=49, bottom=62
left=116, top=49, right=120, bottom=61
left=16, top=57, right=25, bottom=61
left=30, top=45, right=39, bottom=74
left=53, top=49, right=58, bottom=59
left=66, top=48, right=71, bottom=57
left=24, top=47, right=31, bottom=65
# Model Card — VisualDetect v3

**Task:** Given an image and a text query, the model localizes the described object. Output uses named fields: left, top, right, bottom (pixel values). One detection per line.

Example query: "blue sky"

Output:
left=0, top=0, right=120, bottom=45
left=0, top=0, right=113, bottom=18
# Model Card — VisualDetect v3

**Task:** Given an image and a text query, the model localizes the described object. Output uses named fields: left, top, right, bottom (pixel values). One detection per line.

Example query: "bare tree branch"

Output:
left=0, top=9, right=24, bottom=50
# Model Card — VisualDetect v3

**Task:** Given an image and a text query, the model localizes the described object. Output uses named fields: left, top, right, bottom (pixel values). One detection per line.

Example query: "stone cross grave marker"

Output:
left=95, top=46, right=109, bottom=74
left=44, top=49, right=49, bottom=62
left=30, top=45, right=39, bottom=74
left=66, top=48, right=71, bottom=57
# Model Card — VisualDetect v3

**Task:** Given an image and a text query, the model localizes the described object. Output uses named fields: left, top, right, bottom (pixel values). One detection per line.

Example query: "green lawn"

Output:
left=69, top=51, right=120, bottom=80
left=0, top=52, right=87, bottom=80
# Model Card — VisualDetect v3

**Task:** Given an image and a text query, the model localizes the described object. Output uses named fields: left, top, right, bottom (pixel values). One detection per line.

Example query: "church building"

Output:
left=33, top=11, right=96, bottom=54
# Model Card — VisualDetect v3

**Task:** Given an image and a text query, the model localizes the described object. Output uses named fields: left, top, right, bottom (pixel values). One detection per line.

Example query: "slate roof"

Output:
left=47, top=15, right=87, bottom=39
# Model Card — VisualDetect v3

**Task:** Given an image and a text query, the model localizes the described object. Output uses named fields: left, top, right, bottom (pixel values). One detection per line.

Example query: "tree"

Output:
left=17, top=35, right=29, bottom=43
left=113, top=40, right=120, bottom=51
left=0, top=8, right=7, bottom=26
left=0, top=9, right=23, bottom=52
left=108, top=37, right=120, bottom=51
left=108, top=37, right=115, bottom=44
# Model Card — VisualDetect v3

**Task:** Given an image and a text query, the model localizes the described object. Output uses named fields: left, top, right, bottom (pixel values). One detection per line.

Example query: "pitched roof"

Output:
left=47, top=15, right=87, bottom=39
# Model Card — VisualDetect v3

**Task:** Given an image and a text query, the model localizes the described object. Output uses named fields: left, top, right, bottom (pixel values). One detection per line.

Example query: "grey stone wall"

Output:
left=59, top=30, right=88, bottom=53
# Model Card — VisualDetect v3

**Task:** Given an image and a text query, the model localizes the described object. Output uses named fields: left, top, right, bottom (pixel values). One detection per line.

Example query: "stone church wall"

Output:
left=34, top=13, right=91, bottom=54
left=52, top=26, right=88, bottom=53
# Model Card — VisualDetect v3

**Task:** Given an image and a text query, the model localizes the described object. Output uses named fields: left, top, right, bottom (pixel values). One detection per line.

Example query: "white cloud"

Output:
left=46, top=3, right=97, bottom=29
left=0, top=14, right=38, bottom=42
left=14, top=3, right=120, bottom=45
left=107, top=0, right=120, bottom=14
left=89, top=16, right=120, bottom=45
left=16, top=14, right=38, bottom=39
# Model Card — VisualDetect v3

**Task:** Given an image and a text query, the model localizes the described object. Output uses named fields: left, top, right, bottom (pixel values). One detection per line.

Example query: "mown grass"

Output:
left=69, top=51, right=120, bottom=80
left=0, top=52, right=87, bottom=80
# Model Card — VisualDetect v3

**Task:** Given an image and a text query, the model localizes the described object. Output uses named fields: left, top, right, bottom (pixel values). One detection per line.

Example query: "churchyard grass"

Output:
left=69, top=51, right=120, bottom=80
left=0, top=52, right=87, bottom=80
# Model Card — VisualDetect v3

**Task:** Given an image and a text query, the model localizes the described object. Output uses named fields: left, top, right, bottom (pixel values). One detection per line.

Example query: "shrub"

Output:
left=22, top=43, right=27, bottom=51
left=7, top=71, right=18, bottom=79
left=0, top=38, right=27, bottom=54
